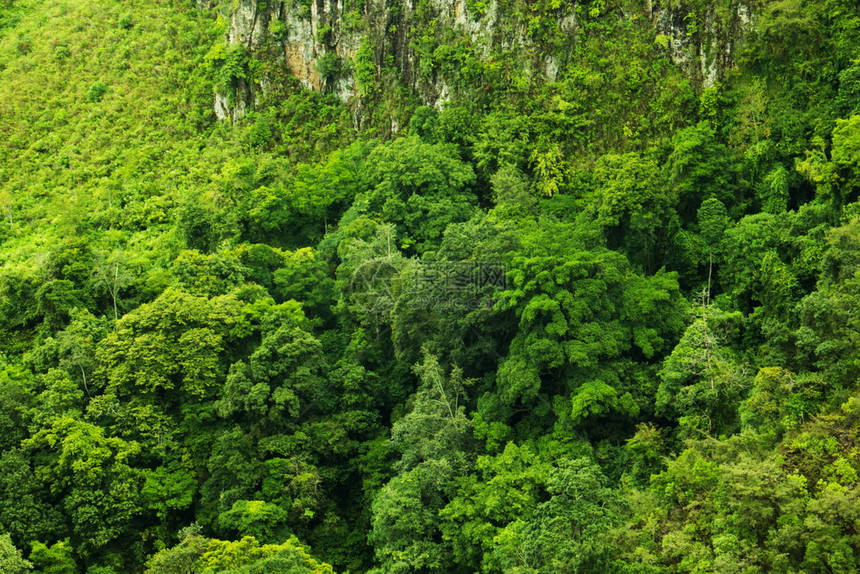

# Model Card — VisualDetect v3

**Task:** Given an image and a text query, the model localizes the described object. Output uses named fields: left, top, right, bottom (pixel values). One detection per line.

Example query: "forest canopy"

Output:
left=1, top=0, right=860, bottom=572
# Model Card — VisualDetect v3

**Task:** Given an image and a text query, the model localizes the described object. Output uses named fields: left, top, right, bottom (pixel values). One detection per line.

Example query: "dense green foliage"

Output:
left=2, top=0, right=860, bottom=571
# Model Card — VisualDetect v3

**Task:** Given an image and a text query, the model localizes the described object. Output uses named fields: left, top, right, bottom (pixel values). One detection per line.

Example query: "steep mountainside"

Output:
left=1, top=0, right=860, bottom=572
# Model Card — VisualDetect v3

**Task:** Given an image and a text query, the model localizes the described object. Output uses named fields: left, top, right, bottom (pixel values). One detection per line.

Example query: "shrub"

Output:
left=87, top=81, right=108, bottom=102
left=15, top=35, right=32, bottom=54
left=53, top=44, right=70, bottom=61
left=316, top=51, right=341, bottom=82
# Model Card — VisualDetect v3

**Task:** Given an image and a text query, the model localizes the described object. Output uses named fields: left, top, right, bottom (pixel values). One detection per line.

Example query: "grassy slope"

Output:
left=0, top=0, right=232, bottom=273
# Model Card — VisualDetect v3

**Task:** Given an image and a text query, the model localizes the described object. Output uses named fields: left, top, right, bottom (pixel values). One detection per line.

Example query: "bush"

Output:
left=53, top=44, right=70, bottom=62
left=249, top=112, right=274, bottom=148
left=316, top=51, right=341, bottom=82
left=15, top=35, right=32, bottom=54
left=86, top=81, right=108, bottom=102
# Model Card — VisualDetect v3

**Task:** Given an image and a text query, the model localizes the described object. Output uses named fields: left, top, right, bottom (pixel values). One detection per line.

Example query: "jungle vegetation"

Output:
left=1, top=0, right=860, bottom=572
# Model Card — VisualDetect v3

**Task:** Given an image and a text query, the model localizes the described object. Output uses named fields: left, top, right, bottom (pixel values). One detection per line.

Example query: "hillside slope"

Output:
left=1, top=0, right=860, bottom=572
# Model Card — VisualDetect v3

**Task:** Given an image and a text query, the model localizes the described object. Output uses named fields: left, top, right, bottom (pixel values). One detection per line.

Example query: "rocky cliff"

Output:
left=213, top=0, right=754, bottom=124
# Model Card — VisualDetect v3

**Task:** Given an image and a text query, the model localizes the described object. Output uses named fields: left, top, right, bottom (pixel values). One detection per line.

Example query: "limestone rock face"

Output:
left=653, top=1, right=753, bottom=89
left=213, top=0, right=753, bottom=121
left=226, top=0, right=268, bottom=47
